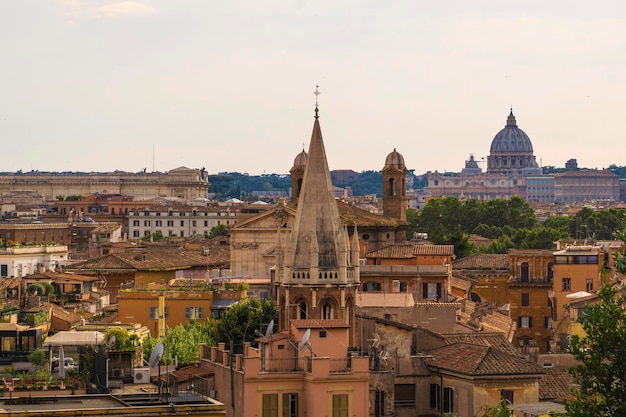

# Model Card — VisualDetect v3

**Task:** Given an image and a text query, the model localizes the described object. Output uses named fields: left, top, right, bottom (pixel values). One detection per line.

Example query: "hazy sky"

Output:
left=2, top=1, right=625, bottom=176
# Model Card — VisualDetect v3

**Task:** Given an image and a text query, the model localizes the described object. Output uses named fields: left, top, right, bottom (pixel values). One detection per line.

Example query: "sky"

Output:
left=2, top=1, right=626, bottom=176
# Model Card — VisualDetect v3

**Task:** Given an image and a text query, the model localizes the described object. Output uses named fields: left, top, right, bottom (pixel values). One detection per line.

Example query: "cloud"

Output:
left=95, top=1, right=157, bottom=18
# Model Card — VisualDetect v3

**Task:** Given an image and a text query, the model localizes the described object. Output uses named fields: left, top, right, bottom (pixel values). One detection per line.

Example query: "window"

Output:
left=144, top=231, right=150, bottom=236
left=192, top=220, right=197, bottom=227
left=204, top=220, right=208, bottom=227
left=185, top=307, right=203, bottom=320
left=362, top=282, right=381, bottom=292
left=150, top=306, right=158, bottom=319
left=501, top=389, right=514, bottom=404
left=133, top=220, right=140, bottom=226
left=429, top=383, right=440, bottom=410
left=332, top=394, right=348, bottom=417
left=144, top=220, right=150, bottom=227
left=521, top=293, right=529, bottom=307
left=586, top=279, right=593, bottom=292
left=262, top=393, right=278, bottom=417
left=283, top=393, right=298, bottom=417
left=562, top=278, right=571, bottom=291
left=156, top=220, right=162, bottom=227
left=399, top=282, right=408, bottom=292
left=319, top=330, right=327, bottom=338
left=0, top=265, right=7, bottom=277
left=443, top=387, right=454, bottom=413
left=322, top=302, right=333, bottom=319
left=167, top=220, right=174, bottom=227
left=519, top=316, right=532, bottom=328
left=133, top=230, right=140, bottom=237
left=423, top=282, right=441, bottom=300
left=544, top=316, right=552, bottom=329
left=520, top=262, right=529, bottom=282
left=180, top=220, right=185, bottom=227
left=394, top=384, right=415, bottom=406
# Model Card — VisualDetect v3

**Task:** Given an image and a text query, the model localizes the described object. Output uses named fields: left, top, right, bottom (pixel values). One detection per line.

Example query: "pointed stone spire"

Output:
left=284, top=93, right=352, bottom=283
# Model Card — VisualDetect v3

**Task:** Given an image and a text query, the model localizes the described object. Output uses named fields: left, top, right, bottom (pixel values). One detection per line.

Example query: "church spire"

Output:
left=283, top=87, right=352, bottom=283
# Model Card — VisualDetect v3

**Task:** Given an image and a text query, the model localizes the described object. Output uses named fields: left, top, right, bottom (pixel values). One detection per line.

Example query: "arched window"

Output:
left=299, top=302, right=307, bottom=320
left=322, top=302, right=333, bottom=320
left=521, top=262, right=529, bottom=283
left=388, top=178, right=396, bottom=196
left=296, top=178, right=303, bottom=197
left=547, top=262, right=554, bottom=282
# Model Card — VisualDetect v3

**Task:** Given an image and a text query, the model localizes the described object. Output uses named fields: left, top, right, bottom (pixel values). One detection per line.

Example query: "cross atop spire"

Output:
left=313, top=85, right=321, bottom=119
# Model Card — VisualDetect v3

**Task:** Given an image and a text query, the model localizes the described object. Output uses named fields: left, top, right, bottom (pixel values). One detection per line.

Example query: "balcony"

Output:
left=261, top=357, right=310, bottom=373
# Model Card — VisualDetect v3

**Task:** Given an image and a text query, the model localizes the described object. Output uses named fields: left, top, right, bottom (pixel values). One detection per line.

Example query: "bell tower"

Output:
left=382, top=148, right=408, bottom=222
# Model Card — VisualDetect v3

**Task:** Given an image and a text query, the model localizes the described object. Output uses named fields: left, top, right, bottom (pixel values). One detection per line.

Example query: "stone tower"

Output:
left=274, top=104, right=360, bottom=345
left=382, top=148, right=408, bottom=222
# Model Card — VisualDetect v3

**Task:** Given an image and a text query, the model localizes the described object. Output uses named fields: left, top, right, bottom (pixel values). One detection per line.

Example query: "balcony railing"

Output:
left=261, top=357, right=310, bottom=373
left=329, top=358, right=351, bottom=373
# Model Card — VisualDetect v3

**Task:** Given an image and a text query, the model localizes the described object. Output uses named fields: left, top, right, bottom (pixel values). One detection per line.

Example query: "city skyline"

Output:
left=2, top=1, right=625, bottom=175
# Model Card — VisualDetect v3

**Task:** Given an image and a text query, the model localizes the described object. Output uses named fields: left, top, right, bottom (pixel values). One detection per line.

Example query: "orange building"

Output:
left=361, top=242, right=454, bottom=302
left=118, top=287, right=244, bottom=337
left=551, top=245, right=604, bottom=351
left=205, top=321, right=369, bottom=417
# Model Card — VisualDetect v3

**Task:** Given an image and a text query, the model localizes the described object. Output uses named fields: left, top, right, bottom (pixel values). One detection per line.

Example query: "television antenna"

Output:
left=379, top=350, right=391, bottom=368
left=298, top=328, right=314, bottom=356
left=367, top=333, right=381, bottom=349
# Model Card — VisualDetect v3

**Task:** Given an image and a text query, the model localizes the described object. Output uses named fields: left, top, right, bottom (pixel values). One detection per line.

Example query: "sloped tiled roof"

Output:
left=452, top=254, right=510, bottom=270
left=365, top=243, right=454, bottom=258
left=440, top=332, right=520, bottom=357
left=428, top=342, right=542, bottom=376
left=539, top=367, right=575, bottom=401
left=68, top=242, right=229, bottom=272
left=291, top=319, right=350, bottom=329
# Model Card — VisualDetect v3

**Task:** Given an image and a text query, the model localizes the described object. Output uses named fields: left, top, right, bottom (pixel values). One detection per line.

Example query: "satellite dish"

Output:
left=149, top=342, right=165, bottom=368
left=299, top=328, right=311, bottom=353
left=264, top=319, right=274, bottom=340
left=108, top=335, right=116, bottom=349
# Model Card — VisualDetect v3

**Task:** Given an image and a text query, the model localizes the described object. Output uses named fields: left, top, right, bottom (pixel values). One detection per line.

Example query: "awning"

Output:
left=211, top=299, right=239, bottom=310
left=43, top=331, right=105, bottom=346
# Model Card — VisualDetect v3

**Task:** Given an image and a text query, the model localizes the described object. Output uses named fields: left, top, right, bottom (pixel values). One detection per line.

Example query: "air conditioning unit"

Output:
left=134, top=367, right=150, bottom=384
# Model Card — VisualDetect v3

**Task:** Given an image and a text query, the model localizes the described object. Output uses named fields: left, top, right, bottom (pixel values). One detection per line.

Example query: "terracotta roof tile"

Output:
left=539, top=367, right=575, bottom=401
left=452, top=254, right=510, bottom=270
left=428, top=342, right=542, bottom=376
left=68, top=241, right=229, bottom=272
left=365, top=243, right=454, bottom=258
left=291, top=319, right=350, bottom=329
left=440, top=333, right=520, bottom=357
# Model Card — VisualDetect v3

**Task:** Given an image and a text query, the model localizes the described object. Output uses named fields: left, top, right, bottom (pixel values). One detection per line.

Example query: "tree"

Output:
left=28, top=349, right=48, bottom=368
left=216, top=298, right=277, bottom=354
left=105, top=328, right=138, bottom=351
left=565, top=283, right=626, bottom=416
left=143, top=319, right=217, bottom=366
left=209, top=224, right=229, bottom=238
